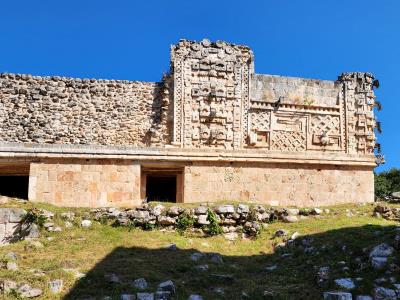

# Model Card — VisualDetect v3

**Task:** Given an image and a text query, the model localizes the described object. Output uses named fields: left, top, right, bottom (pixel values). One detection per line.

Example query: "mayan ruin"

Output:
left=0, top=39, right=380, bottom=207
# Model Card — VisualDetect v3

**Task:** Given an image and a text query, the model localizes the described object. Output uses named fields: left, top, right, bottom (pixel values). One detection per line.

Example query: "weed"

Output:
left=206, top=208, right=223, bottom=236
left=22, top=208, right=47, bottom=228
left=143, top=222, right=156, bottom=231
left=176, top=213, right=195, bottom=233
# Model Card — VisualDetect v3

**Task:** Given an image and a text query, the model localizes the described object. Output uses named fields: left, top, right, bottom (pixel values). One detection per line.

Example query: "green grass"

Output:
left=0, top=198, right=399, bottom=299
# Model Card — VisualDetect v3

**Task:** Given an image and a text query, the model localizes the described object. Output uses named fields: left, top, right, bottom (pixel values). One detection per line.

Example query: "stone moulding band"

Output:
left=0, top=143, right=376, bottom=166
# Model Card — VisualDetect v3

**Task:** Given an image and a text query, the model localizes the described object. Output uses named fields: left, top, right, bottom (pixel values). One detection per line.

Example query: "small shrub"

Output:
left=22, top=208, right=47, bottom=228
left=143, top=222, right=156, bottom=231
left=206, top=208, right=223, bottom=236
left=176, top=213, right=195, bottom=233
left=97, top=215, right=110, bottom=225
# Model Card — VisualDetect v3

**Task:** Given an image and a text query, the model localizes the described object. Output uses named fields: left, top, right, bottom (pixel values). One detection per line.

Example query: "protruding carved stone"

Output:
left=338, top=72, right=377, bottom=155
left=170, top=39, right=254, bottom=149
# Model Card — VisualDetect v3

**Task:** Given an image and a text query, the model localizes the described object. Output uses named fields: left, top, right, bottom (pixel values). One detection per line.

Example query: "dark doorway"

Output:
left=0, top=176, right=29, bottom=199
left=146, top=175, right=176, bottom=202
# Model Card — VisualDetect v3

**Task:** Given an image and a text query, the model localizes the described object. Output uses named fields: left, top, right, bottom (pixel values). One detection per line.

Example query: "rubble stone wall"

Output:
left=183, top=162, right=374, bottom=206
left=28, top=159, right=141, bottom=207
left=0, top=74, right=169, bottom=147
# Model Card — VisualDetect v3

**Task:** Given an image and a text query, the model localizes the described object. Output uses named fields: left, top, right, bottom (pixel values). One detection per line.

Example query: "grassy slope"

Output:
left=0, top=199, right=399, bottom=300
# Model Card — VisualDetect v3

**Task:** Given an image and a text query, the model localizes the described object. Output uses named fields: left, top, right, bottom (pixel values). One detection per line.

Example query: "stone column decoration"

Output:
left=170, top=39, right=254, bottom=149
left=338, top=72, right=379, bottom=155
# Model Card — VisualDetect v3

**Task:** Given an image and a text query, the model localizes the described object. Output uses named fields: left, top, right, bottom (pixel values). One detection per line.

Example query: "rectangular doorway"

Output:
left=0, top=176, right=30, bottom=199
left=146, top=175, right=176, bottom=202
left=0, top=162, right=30, bottom=200
left=141, top=168, right=183, bottom=203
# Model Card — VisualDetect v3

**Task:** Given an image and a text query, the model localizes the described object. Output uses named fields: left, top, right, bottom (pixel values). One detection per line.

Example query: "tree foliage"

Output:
left=375, top=168, right=400, bottom=198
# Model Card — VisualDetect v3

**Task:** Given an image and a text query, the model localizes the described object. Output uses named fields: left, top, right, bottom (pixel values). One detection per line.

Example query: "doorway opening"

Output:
left=146, top=175, right=177, bottom=202
left=142, top=168, right=183, bottom=203
left=0, top=176, right=30, bottom=199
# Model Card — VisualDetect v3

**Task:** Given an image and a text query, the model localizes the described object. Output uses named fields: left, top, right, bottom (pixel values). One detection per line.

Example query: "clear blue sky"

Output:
left=1, top=1, right=398, bottom=172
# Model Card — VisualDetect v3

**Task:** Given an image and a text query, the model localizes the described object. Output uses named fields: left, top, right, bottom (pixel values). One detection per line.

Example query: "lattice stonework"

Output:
left=172, top=58, right=183, bottom=143
left=271, top=131, right=306, bottom=152
left=250, top=111, right=270, bottom=131
left=311, top=115, right=340, bottom=135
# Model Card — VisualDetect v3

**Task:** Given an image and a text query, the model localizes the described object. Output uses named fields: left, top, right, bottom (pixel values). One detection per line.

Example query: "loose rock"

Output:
left=283, top=216, right=298, bottom=223
left=355, top=296, right=372, bottom=300
left=323, top=291, right=352, bottom=300
left=188, top=295, right=203, bottom=300
left=120, top=294, right=136, bottom=300
left=370, top=243, right=394, bottom=258
left=194, top=264, right=209, bottom=272
left=81, top=219, right=92, bottom=228
left=0, top=280, right=17, bottom=293
left=373, top=287, right=397, bottom=300
left=190, top=252, right=204, bottom=262
left=18, top=284, right=43, bottom=298
left=137, top=293, right=154, bottom=300
left=334, top=278, right=355, bottom=290
left=48, top=279, right=63, bottom=294
left=132, top=278, right=148, bottom=291
left=214, top=205, right=235, bottom=214
left=6, top=261, right=18, bottom=271
left=208, top=253, right=223, bottom=264
left=5, top=252, right=18, bottom=260
left=371, top=257, right=388, bottom=270
left=157, top=280, right=175, bottom=294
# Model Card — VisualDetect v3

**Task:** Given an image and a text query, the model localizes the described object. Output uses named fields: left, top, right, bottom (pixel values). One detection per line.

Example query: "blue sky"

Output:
left=1, top=0, right=398, bottom=171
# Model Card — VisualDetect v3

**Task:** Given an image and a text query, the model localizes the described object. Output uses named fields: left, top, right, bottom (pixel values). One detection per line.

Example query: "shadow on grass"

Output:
left=64, top=224, right=399, bottom=300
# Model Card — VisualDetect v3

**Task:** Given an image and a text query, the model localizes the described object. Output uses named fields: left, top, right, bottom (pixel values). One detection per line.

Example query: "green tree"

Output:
left=374, top=168, right=400, bottom=198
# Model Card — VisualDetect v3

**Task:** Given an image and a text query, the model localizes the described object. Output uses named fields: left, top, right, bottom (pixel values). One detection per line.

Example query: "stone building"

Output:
left=0, top=39, right=380, bottom=207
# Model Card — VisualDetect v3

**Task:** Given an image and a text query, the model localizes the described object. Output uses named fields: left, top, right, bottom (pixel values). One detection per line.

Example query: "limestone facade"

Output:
left=0, top=39, right=380, bottom=207
left=29, top=160, right=141, bottom=207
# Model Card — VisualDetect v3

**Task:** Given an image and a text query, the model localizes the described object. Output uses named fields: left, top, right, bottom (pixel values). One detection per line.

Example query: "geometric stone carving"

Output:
left=170, top=39, right=253, bottom=149
left=271, top=130, right=306, bottom=152
left=250, top=111, right=270, bottom=132
left=311, top=115, right=340, bottom=135
left=310, top=115, right=341, bottom=149
left=338, top=72, right=377, bottom=154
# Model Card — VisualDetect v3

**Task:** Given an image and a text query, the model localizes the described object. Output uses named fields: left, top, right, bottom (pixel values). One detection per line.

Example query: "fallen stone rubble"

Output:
left=373, top=204, right=400, bottom=221
left=90, top=204, right=321, bottom=236
left=0, top=208, right=41, bottom=245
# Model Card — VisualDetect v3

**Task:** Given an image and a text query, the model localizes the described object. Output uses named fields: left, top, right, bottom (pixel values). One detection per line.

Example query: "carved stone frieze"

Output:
left=169, top=40, right=378, bottom=156
left=338, top=72, right=377, bottom=154
left=170, top=39, right=253, bottom=149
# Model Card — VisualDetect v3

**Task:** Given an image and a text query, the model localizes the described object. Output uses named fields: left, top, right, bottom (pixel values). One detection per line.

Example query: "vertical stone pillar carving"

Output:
left=170, top=39, right=253, bottom=148
left=338, top=72, right=378, bottom=155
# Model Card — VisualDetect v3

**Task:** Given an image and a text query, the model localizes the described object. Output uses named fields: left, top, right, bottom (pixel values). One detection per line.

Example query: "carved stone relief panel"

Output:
left=169, top=40, right=377, bottom=156
left=267, top=113, right=307, bottom=151
left=307, top=114, right=342, bottom=150
left=338, top=72, right=377, bottom=154
left=271, top=131, right=306, bottom=152
left=247, top=110, right=271, bottom=147
left=170, top=39, right=253, bottom=149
